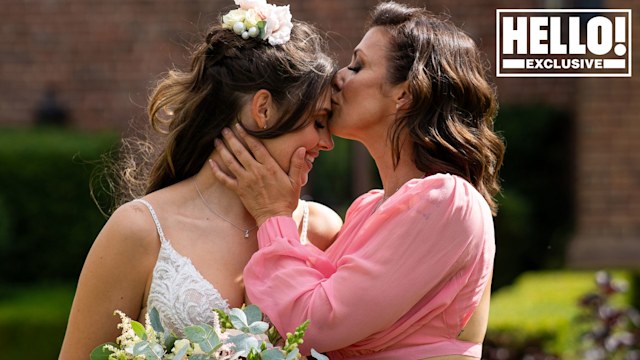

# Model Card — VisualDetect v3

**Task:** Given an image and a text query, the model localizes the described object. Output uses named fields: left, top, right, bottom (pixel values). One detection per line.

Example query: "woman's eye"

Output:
left=315, top=120, right=326, bottom=129
left=347, top=60, right=362, bottom=73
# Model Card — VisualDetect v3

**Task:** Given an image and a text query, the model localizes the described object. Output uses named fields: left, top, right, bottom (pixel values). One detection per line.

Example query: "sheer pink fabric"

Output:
left=244, top=174, right=495, bottom=359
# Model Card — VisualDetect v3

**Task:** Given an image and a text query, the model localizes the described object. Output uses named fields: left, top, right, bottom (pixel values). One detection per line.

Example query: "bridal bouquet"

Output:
left=91, top=305, right=328, bottom=360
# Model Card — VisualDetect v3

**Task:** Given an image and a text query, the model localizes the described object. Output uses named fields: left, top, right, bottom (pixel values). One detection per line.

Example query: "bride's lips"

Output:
left=305, top=152, right=318, bottom=170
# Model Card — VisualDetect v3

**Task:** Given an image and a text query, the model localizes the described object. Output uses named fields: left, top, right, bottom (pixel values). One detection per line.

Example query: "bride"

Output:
left=59, top=2, right=342, bottom=358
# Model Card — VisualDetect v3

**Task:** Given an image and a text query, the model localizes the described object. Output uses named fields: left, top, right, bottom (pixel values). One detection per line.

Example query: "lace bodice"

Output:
left=135, top=198, right=309, bottom=336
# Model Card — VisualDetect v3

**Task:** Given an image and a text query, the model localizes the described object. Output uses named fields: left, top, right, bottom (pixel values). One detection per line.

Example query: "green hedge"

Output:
left=0, top=283, right=75, bottom=358
left=492, top=105, right=574, bottom=289
left=486, top=270, right=633, bottom=359
left=0, top=127, right=119, bottom=284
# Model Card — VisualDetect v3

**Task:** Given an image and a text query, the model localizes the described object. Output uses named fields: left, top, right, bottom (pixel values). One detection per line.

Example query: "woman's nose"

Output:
left=332, top=67, right=347, bottom=93
left=319, top=130, right=334, bottom=151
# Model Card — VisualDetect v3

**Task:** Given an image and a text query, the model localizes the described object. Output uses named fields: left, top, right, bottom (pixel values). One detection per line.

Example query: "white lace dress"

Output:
left=134, top=198, right=309, bottom=336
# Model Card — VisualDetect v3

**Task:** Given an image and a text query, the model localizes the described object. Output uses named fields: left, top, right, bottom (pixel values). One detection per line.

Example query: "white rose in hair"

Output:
left=265, top=5, right=292, bottom=45
left=222, top=8, right=247, bottom=29
left=234, top=0, right=267, bottom=10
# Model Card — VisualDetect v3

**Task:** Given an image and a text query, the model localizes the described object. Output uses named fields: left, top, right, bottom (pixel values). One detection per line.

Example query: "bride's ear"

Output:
left=250, top=89, right=276, bottom=130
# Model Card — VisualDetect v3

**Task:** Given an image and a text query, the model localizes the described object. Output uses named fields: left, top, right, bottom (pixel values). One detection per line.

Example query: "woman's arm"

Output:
left=245, top=176, right=493, bottom=354
left=59, top=202, right=159, bottom=360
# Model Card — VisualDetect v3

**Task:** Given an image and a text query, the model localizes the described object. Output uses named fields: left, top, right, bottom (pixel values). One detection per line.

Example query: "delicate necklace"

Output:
left=373, top=186, right=401, bottom=213
left=194, top=179, right=258, bottom=238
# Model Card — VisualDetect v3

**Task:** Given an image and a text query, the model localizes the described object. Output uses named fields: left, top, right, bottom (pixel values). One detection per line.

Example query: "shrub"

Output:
left=0, top=127, right=118, bottom=284
left=484, top=270, right=634, bottom=359
left=575, top=271, right=640, bottom=359
left=0, top=283, right=75, bottom=358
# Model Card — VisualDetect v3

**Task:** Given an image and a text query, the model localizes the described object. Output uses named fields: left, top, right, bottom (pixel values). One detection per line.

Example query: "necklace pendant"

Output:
left=244, top=229, right=250, bottom=238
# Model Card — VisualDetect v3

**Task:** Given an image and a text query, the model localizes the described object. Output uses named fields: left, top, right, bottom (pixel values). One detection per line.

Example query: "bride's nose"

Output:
left=318, top=130, right=334, bottom=151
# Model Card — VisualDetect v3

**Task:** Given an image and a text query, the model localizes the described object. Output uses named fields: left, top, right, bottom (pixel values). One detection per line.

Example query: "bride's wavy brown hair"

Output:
left=371, top=2, right=505, bottom=215
left=113, top=19, right=335, bottom=208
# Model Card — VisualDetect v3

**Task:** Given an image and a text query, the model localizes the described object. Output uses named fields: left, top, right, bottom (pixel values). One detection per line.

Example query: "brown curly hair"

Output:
left=371, top=1, right=505, bottom=215
left=112, top=18, right=335, bottom=208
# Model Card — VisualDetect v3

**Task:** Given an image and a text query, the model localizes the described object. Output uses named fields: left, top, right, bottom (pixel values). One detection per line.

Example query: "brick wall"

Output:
left=0, top=0, right=580, bottom=130
left=1, top=0, right=228, bottom=129
left=567, top=0, right=640, bottom=267
left=1, top=0, right=638, bottom=267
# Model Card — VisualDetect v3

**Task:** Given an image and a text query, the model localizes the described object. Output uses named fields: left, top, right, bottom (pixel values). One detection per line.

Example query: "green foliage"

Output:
left=0, top=283, right=75, bottom=359
left=492, top=105, right=574, bottom=289
left=0, top=127, right=119, bottom=284
left=485, top=270, right=634, bottom=359
left=282, top=320, right=309, bottom=354
left=306, top=137, right=355, bottom=215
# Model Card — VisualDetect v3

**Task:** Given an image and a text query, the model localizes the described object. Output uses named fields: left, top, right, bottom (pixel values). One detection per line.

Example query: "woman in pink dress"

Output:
left=211, top=2, right=505, bottom=359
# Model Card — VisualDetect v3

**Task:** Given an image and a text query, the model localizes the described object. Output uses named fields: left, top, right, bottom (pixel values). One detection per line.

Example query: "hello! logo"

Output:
left=496, top=9, right=632, bottom=77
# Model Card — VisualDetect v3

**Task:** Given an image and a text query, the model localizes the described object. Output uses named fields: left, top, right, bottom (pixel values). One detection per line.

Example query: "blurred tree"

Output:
left=492, top=105, right=575, bottom=289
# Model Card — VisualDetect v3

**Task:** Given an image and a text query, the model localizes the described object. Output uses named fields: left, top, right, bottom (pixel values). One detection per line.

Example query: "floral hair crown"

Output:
left=222, top=0, right=293, bottom=46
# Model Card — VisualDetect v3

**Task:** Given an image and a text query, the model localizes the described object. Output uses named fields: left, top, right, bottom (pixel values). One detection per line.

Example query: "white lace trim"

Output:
left=134, top=199, right=230, bottom=337
left=134, top=198, right=310, bottom=336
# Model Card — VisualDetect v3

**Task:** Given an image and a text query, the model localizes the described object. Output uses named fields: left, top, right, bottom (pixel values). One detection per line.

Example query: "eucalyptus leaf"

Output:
left=248, top=320, right=270, bottom=334
left=89, top=342, right=117, bottom=360
left=131, top=320, right=147, bottom=340
left=149, top=307, right=164, bottom=333
left=228, top=333, right=260, bottom=354
left=132, top=341, right=164, bottom=359
left=184, top=325, right=208, bottom=342
left=184, top=324, right=221, bottom=353
left=243, top=304, right=263, bottom=324
left=311, top=349, right=330, bottom=360
left=260, top=348, right=286, bottom=360
left=163, top=332, right=178, bottom=350
left=172, top=344, right=189, bottom=360
left=189, top=354, right=211, bottom=360
left=230, top=308, right=249, bottom=330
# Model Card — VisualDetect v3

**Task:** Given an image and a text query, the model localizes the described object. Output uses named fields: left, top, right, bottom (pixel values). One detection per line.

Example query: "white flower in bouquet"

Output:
left=91, top=305, right=329, bottom=360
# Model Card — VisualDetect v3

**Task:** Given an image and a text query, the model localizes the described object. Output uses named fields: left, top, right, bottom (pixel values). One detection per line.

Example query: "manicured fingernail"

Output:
left=235, top=123, right=243, bottom=131
left=222, top=128, right=231, bottom=135
left=214, top=139, right=222, bottom=147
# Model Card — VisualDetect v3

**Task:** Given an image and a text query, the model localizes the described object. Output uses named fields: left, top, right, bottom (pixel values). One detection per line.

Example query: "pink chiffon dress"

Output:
left=244, top=174, right=495, bottom=359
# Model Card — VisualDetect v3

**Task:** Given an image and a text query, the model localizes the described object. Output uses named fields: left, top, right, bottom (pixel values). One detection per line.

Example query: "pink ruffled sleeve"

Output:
left=243, top=174, right=494, bottom=354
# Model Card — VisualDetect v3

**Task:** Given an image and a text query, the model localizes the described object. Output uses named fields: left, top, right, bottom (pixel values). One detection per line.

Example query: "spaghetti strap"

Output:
left=133, top=198, right=168, bottom=244
left=300, top=200, right=309, bottom=245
